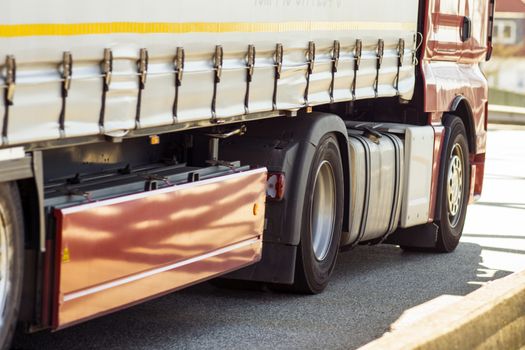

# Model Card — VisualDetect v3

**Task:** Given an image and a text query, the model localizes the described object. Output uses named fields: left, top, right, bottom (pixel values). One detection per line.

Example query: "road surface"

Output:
left=12, top=125, right=525, bottom=350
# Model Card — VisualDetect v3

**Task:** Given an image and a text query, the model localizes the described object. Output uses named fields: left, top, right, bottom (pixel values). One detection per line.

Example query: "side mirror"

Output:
left=461, top=16, right=472, bottom=42
left=486, top=0, right=495, bottom=61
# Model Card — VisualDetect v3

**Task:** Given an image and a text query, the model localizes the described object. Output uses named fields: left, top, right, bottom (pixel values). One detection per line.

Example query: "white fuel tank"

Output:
left=344, top=128, right=404, bottom=245
left=343, top=122, right=435, bottom=246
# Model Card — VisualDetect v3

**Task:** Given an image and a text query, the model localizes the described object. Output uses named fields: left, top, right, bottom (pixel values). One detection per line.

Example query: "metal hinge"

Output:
left=137, top=48, right=148, bottom=89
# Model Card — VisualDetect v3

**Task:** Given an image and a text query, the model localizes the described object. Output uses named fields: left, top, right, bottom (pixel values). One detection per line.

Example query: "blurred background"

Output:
left=462, top=0, right=525, bottom=289
left=483, top=0, right=525, bottom=119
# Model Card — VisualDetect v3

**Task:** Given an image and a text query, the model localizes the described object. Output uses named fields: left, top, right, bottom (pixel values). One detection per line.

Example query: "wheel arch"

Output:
left=276, top=112, right=350, bottom=246
left=15, top=177, right=42, bottom=323
left=449, top=96, right=477, bottom=155
left=219, top=112, right=350, bottom=285
left=0, top=152, right=44, bottom=324
left=0, top=152, right=43, bottom=250
left=221, top=112, right=349, bottom=246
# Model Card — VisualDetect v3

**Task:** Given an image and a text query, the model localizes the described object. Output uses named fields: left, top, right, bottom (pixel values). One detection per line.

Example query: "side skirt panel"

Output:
left=52, top=168, right=267, bottom=329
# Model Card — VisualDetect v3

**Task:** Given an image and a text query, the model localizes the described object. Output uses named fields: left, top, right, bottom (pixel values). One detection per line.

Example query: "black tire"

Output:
left=290, top=134, right=344, bottom=294
left=0, top=182, right=24, bottom=350
left=434, top=116, right=470, bottom=252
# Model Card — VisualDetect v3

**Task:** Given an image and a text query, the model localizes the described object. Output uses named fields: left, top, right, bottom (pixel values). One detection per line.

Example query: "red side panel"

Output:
left=53, top=168, right=267, bottom=329
left=423, top=0, right=489, bottom=63
left=422, top=0, right=489, bottom=154
left=422, top=0, right=489, bottom=205
left=422, top=62, right=488, bottom=154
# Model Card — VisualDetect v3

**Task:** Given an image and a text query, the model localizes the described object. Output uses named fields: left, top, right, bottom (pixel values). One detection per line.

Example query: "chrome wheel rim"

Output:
left=311, top=161, right=336, bottom=261
left=447, top=143, right=464, bottom=228
left=0, top=215, right=8, bottom=324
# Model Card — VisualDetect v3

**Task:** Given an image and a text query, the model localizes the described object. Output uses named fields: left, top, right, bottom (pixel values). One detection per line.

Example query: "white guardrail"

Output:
left=489, top=105, right=525, bottom=125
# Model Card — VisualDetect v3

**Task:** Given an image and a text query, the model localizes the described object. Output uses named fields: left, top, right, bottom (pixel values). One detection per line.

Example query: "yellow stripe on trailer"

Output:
left=0, top=21, right=417, bottom=37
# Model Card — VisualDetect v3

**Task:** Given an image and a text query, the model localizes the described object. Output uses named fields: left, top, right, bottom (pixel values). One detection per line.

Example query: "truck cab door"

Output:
left=426, top=0, right=462, bottom=60
left=425, top=0, right=489, bottom=63
left=460, top=0, right=490, bottom=62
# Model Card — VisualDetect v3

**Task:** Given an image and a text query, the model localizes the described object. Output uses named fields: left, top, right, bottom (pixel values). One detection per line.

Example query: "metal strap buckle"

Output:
left=4, top=55, right=16, bottom=105
left=213, top=45, right=223, bottom=83
left=275, top=43, right=283, bottom=79
left=307, top=41, right=316, bottom=74
left=354, top=39, right=362, bottom=71
left=374, top=39, right=385, bottom=97
left=211, top=45, right=224, bottom=121
left=398, top=39, right=405, bottom=67
left=246, top=45, right=256, bottom=82
left=61, top=52, right=73, bottom=96
left=138, top=48, right=148, bottom=89
left=102, top=48, right=113, bottom=89
left=175, top=47, right=185, bottom=86
left=377, top=39, right=385, bottom=69
left=332, top=40, right=340, bottom=73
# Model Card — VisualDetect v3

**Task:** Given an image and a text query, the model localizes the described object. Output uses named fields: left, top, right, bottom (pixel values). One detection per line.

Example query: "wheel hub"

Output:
left=311, top=161, right=336, bottom=261
left=447, top=144, right=464, bottom=227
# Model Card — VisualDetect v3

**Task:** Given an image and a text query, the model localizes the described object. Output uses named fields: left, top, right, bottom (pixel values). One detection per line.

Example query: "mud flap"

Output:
left=383, top=223, right=439, bottom=248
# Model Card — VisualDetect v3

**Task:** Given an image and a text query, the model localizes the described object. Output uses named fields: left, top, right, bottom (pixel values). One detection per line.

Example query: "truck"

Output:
left=0, top=0, right=493, bottom=347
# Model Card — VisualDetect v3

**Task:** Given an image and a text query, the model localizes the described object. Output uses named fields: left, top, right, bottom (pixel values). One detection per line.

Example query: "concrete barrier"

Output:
left=358, top=270, right=525, bottom=350
left=489, top=105, right=525, bottom=125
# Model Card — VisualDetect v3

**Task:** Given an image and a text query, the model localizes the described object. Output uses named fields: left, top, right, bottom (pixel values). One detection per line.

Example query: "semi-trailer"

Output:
left=0, top=0, right=493, bottom=347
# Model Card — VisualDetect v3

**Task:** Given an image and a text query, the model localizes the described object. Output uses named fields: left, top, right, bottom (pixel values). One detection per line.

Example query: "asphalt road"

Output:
left=12, top=125, right=525, bottom=350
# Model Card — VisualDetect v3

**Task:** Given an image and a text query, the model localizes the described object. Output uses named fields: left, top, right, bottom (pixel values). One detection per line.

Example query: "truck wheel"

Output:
left=292, top=134, right=344, bottom=294
left=0, top=183, right=24, bottom=349
left=435, top=116, right=470, bottom=252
